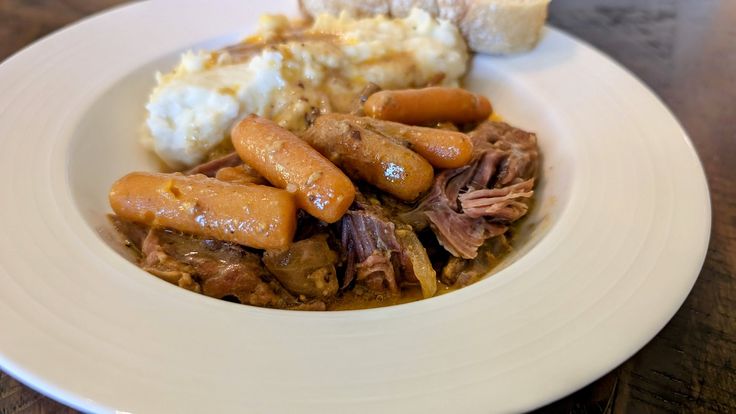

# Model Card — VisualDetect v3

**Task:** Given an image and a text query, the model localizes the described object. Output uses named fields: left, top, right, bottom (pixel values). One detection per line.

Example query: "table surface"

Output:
left=1, top=0, right=734, bottom=412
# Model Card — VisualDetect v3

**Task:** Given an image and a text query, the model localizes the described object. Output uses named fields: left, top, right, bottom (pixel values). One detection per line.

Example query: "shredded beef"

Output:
left=340, top=206, right=401, bottom=293
left=460, top=179, right=535, bottom=220
left=339, top=194, right=432, bottom=295
left=400, top=121, right=538, bottom=259
left=424, top=205, right=508, bottom=259
left=469, top=121, right=539, bottom=185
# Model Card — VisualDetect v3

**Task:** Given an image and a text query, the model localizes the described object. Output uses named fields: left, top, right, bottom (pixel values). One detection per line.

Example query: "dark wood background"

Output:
left=0, top=0, right=733, bottom=412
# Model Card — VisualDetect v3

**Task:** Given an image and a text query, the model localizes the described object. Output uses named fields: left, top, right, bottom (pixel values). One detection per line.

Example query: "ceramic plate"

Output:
left=0, top=0, right=710, bottom=412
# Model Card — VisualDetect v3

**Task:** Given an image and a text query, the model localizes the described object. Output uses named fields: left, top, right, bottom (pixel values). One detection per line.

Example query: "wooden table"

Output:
left=1, top=1, right=734, bottom=412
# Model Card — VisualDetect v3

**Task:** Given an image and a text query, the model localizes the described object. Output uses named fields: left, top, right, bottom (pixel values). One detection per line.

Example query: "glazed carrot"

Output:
left=109, top=172, right=296, bottom=250
left=332, top=114, right=473, bottom=169
left=364, top=87, right=492, bottom=125
left=303, top=114, right=434, bottom=201
left=231, top=115, right=355, bottom=223
left=215, top=165, right=266, bottom=185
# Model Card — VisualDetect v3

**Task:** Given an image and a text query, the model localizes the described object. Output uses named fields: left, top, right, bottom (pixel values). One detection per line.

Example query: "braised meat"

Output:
left=111, top=215, right=326, bottom=310
left=340, top=205, right=402, bottom=294
left=263, top=235, right=339, bottom=299
left=339, top=193, right=437, bottom=298
left=400, top=121, right=538, bottom=259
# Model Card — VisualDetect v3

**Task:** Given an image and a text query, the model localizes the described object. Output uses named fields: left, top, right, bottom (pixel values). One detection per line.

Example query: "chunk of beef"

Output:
left=139, top=229, right=297, bottom=308
left=400, top=121, right=538, bottom=259
left=111, top=216, right=325, bottom=310
left=263, top=234, right=339, bottom=299
left=339, top=194, right=436, bottom=297
left=468, top=121, right=539, bottom=185
left=340, top=207, right=401, bottom=294
left=139, top=230, right=199, bottom=292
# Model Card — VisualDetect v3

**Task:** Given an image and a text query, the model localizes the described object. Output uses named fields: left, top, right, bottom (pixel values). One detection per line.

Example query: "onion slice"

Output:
left=396, top=228, right=437, bottom=298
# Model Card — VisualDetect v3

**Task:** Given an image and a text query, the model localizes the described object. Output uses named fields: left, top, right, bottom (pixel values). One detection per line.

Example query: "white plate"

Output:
left=0, top=1, right=710, bottom=413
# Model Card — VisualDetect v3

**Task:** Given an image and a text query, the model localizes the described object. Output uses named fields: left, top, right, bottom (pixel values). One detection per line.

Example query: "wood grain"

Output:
left=0, top=0, right=734, bottom=413
left=538, top=1, right=736, bottom=412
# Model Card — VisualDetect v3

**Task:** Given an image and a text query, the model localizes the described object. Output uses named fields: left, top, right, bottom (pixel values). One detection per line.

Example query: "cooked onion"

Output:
left=396, top=228, right=437, bottom=298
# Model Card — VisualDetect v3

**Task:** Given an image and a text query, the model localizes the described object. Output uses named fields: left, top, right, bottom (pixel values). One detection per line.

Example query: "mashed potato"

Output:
left=145, top=9, right=468, bottom=168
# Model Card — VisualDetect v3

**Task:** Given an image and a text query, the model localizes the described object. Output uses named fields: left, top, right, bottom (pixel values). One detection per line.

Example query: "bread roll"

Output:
left=299, top=0, right=550, bottom=54
left=299, top=0, right=390, bottom=18
left=461, top=0, right=550, bottom=54
left=435, top=0, right=468, bottom=25
left=390, top=0, right=440, bottom=17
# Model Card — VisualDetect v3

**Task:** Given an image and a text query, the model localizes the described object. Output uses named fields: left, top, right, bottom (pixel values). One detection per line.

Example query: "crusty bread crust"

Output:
left=462, top=0, right=549, bottom=54
left=299, top=0, right=550, bottom=54
left=390, top=0, right=441, bottom=18
left=299, top=0, right=390, bottom=18
left=435, top=0, right=469, bottom=25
